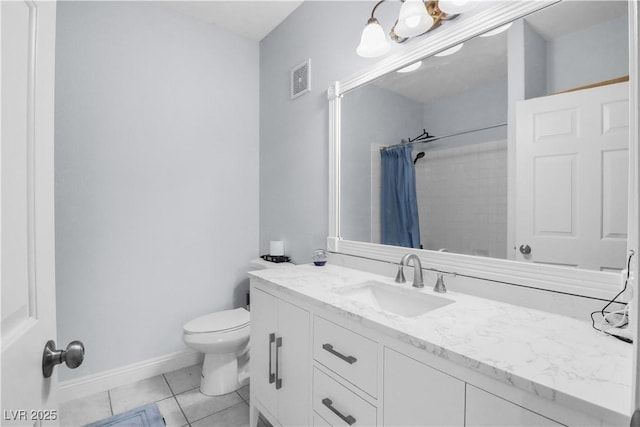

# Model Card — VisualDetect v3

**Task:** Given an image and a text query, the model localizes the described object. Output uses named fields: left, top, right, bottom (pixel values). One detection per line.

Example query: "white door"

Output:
left=515, top=82, right=629, bottom=271
left=1, top=1, right=59, bottom=424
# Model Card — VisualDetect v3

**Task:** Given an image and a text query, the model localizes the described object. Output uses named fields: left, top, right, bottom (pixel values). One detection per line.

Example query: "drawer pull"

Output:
left=322, top=398, right=356, bottom=425
left=322, top=343, right=357, bottom=364
left=275, top=337, right=283, bottom=390
left=268, top=333, right=276, bottom=384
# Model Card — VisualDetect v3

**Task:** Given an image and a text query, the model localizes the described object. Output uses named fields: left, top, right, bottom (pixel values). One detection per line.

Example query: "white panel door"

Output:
left=1, top=1, right=59, bottom=425
left=515, top=82, right=629, bottom=271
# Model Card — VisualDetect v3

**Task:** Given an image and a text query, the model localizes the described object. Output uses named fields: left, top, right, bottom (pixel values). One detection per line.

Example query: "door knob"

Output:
left=42, top=340, right=85, bottom=378
left=519, top=244, right=532, bottom=255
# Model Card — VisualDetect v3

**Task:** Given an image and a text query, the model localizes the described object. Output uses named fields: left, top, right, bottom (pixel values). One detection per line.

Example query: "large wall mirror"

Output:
left=329, top=0, right=637, bottom=299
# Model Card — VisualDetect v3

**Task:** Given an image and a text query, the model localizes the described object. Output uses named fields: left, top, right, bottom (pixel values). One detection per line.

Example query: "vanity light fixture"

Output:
left=356, top=0, right=477, bottom=58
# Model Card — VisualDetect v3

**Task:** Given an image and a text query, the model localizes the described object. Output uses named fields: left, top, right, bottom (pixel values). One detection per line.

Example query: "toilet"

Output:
left=183, top=308, right=250, bottom=396
left=183, top=258, right=294, bottom=396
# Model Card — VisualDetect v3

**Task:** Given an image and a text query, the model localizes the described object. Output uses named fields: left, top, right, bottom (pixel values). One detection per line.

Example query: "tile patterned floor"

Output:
left=59, top=364, right=250, bottom=427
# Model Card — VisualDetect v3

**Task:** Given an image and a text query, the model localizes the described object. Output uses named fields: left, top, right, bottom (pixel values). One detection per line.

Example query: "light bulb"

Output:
left=438, top=0, right=477, bottom=14
left=395, top=0, right=433, bottom=38
left=356, top=18, right=391, bottom=58
left=405, top=15, right=421, bottom=28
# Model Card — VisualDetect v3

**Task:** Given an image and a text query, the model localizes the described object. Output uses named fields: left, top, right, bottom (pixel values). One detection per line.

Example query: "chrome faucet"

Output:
left=395, top=254, right=424, bottom=288
left=434, top=273, right=447, bottom=293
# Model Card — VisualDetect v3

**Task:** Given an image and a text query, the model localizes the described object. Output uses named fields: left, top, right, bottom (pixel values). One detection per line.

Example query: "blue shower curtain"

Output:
left=380, top=145, right=421, bottom=248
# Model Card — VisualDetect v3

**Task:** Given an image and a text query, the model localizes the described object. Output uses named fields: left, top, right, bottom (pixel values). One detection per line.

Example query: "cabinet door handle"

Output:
left=322, top=343, right=357, bottom=364
left=275, top=336, right=282, bottom=390
left=322, top=398, right=356, bottom=425
left=268, top=333, right=275, bottom=384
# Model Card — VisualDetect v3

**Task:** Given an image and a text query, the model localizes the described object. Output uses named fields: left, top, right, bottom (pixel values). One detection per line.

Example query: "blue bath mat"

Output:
left=83, top=403, right=165, bottom=427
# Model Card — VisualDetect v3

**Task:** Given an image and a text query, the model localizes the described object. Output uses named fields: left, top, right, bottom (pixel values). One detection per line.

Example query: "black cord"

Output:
left=590, top=250, right=634, bottom=342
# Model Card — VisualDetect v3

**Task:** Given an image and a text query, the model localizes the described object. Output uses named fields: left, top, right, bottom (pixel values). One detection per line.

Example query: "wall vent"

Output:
left=291, top=59, right=311, bottom=99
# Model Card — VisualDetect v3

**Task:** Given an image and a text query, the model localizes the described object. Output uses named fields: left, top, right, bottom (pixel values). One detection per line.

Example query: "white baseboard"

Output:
left=58, top=349, right=204, bottom=403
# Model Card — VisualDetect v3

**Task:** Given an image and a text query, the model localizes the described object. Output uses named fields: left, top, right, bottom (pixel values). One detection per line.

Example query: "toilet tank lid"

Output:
left=184, top=308, right=249, bottom=334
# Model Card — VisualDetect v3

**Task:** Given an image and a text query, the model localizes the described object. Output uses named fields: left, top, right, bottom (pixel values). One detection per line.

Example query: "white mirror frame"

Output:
left=328, top=0, right=639, bottom=301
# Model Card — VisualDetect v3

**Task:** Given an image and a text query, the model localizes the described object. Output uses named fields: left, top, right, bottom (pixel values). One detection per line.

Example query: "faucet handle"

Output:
left=434, top=273, right=447, bottom=293
left=395, top=265, right=406, bottom=283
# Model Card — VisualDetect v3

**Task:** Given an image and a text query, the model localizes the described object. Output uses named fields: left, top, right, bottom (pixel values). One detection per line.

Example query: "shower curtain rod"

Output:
left=381, top=122, right=507, bottom=151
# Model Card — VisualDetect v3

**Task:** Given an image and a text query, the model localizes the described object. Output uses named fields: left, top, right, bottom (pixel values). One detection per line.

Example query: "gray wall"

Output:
left=546, top=16, right=628, bottom=93
left=55, top=1, right=259, bottom=379
left=259, top=1, right=372, bottom=263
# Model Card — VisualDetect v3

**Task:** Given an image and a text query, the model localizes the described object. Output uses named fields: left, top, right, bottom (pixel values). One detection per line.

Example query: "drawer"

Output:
left=313, top=316, right=378, bottom=397
left=313, top=367, right=377, bottom=427
left=313, top=412, right=332, bottom=426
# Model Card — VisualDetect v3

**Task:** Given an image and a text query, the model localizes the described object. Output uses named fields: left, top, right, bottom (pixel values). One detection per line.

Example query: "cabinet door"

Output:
left=465, top=385, right=561, bottom=427
left=277, top=298, right=310, bottom=426
left=250, top=288, right=279, bottom=418
left=383, top=348, right=465, bottom=426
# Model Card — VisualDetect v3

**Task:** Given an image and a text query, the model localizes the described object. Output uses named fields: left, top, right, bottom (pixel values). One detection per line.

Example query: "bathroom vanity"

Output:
left=249, top=264, right=631, bottom=427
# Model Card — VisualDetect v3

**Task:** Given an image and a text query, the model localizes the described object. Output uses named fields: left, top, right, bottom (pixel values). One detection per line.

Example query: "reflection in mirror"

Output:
left=341, top=1, right=629, bottom=271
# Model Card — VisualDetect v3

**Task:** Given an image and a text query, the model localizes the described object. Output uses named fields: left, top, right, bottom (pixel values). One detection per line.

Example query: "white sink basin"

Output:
left=336, top=281, right=454, bottom=317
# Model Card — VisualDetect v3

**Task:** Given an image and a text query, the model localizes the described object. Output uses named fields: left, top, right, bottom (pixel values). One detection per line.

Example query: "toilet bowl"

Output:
left=183, top=258, right=295, bottom=396
left=183, top=308, right=250, bottom=396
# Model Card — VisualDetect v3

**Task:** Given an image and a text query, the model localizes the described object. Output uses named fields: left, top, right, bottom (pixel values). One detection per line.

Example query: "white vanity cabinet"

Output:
left=250, top=287, right=310, bottom=426
left=250, top=278, right=613, bottom=427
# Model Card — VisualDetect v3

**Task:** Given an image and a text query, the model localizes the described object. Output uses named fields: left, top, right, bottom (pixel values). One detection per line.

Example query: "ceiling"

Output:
left=162, top=1, right=303, bottom=41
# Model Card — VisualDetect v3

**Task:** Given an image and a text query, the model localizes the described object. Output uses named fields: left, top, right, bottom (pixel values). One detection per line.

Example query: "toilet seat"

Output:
left=184, top=308, right=249, bottom=335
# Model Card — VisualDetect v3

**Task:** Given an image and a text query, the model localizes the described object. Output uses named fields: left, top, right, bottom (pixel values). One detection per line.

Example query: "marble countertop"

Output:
left=249, top=264, right=632, bottom=422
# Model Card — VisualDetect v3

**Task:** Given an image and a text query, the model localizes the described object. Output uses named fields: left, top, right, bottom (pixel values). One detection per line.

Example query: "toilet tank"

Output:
left=246, top=258, right=295, bottom=310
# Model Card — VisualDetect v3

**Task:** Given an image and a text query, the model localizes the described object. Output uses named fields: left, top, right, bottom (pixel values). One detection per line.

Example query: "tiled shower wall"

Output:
left=414, top=139, right=508, bottom=258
